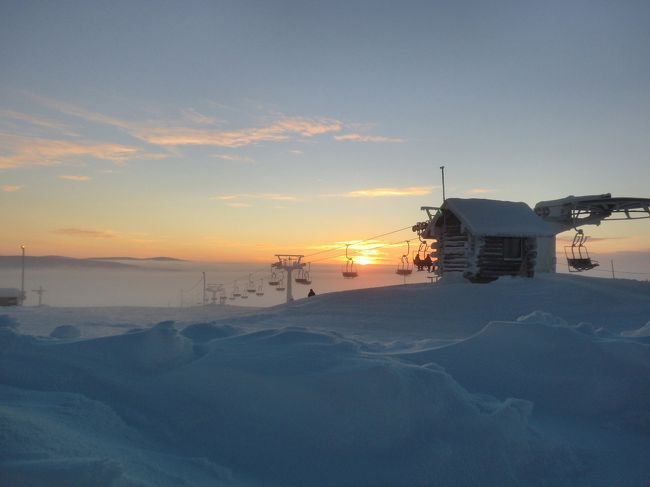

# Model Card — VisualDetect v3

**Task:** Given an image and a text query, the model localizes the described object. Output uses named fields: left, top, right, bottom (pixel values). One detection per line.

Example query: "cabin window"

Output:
left=503, top=238, right=523, bottom=260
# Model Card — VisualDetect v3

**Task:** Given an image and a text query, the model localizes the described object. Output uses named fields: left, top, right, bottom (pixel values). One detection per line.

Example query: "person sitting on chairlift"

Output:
left=308, top=289, right=316, bottom=297
left=423, top=254, right=433, bottom=272
left=414, top=254, right=424, bottom=271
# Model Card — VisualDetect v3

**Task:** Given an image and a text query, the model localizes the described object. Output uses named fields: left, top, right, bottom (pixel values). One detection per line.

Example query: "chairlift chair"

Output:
left=256, top=278, right=265, bottom=296
left=396, top=240, right=413, bottom=276
left=246, top=274, right=257, bottom=293
left=413, top=237, right=434, bottom=272
left=241, top=290, right=248, bottom=299
left=268, top=268, right=281, bottom=286
left=341, top=244, right=358, bottom=278
left=295, top=262, right=312, bottom=284
left=232, top=283, right=241, bottom=297
left=565, top=230, right=599, bottom=272
left=276, top=274, right=286, bottom=291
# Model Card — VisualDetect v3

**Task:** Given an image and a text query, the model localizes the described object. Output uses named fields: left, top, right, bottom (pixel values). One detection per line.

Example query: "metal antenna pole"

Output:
left=202, top=272, right=206, bottom=306
left=20, top=245, right=25, bottom=306
left=440, top=166, right=446, bottom=202
left=610, top=260, right=615, bottom=279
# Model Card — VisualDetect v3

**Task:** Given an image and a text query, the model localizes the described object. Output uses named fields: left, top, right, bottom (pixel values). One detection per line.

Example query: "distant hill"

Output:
left=0, top=256, right=136, bottom=269
left=0, top=255, right=186, bottom=269
left=87, top=256, right=188, bottom=262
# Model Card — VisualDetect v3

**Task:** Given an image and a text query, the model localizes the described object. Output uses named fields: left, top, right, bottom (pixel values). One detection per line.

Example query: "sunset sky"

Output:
left=2, top=0, right=649, bottom=265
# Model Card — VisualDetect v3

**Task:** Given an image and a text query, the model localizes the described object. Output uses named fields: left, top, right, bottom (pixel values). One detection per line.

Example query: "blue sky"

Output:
left=1, top=0, right=649, bottom=260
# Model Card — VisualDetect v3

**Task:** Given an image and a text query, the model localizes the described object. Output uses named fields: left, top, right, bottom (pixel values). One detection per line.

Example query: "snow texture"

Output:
left=440, top=198, right=557, bottom=237
left=1, top=274, right=649, bottom=486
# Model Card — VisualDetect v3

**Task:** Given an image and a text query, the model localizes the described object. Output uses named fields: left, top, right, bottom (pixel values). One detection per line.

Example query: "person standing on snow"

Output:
left=307, top=289, right=315, bottom=297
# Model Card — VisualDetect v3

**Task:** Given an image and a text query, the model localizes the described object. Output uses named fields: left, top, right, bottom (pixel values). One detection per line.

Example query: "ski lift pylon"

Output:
left=565, top=229, right=599, bottom=272
left=342, top=244, right=358, bottom=278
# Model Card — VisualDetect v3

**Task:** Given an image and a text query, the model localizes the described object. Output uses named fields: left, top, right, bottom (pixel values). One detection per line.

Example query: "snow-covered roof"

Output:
left=0, top=288, right=21, bottom=298
left=438, top=198, right=556, bottom=237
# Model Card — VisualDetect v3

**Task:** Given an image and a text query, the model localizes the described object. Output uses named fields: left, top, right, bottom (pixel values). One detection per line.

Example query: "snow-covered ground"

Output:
left=1, top=273, right=649, bottom=486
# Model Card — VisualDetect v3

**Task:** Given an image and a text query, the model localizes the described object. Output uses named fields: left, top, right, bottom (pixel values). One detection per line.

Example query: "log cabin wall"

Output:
left=472, top=236, right=537, bottom=282
left=431, top=212, right=470, bottom=275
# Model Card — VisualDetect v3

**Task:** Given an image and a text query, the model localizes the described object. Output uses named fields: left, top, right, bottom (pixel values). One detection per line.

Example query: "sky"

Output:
left=1, top=0, right=649, bottom=267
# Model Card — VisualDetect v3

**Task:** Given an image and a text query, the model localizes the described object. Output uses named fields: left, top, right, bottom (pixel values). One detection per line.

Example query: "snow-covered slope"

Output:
left=1, top=274, right=649, bottom=486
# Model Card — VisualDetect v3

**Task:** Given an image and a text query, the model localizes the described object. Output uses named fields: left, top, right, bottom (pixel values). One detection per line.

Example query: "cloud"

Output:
left=225, top=202, right=253, bottom=208
left=0, top=134, right=152, bottom=169
left=181, top=108, right=220, bottom=126
left=212, top=193, right=298, bottom=202
left=212, top=154, right=255, bottom=163
left=0, top=109, right=78, bottom=136
left=52, top=228, right=117, bottom=239
left=30, top=96, right=344, bottom=149
left=1, top=185, right=23, bottom=192
left=338, top=186, right=434, bottom=198
left=467, top=188, right=497, bottom=194
left=135, top=116, right=342, bottom=148
left=213, top=192, right=299, bottom=208
left=333, top=133, right=404, bottom=143
left=58, top=175, right=91, bottom=181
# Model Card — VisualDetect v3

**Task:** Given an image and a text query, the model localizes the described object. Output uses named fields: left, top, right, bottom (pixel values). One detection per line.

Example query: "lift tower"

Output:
left=272, top=255, right=305, bottom=303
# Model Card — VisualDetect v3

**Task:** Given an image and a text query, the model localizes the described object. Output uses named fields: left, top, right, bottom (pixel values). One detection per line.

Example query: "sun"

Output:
left=355, top=256, right=373, bottom=266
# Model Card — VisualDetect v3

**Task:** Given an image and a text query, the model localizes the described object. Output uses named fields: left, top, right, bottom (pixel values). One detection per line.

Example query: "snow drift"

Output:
left=1, top=274, right=649, bottom=486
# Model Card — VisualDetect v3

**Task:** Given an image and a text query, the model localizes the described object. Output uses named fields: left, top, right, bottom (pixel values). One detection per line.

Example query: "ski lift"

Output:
left=413, top=237, right=433, bottom=272
left=246, top=274, right=256, bottom=293
left=565, top=229, right=599, bottom=272
left=228, top=293, right=236, bottom=301
left=219, top=294, right=227, bottom=305
left=342, top=244, right=358, bottom=278
left=268, top=269, right=281, bottom=286
left=295, top=262, right=312, bottom=285
left=396, top=240, right=413, bottom=276
left=232, top=282, right=241, bottom=297
left=256, top=278, right=265, bottom=296
left=276, top=274, right=286, bottom=291
left=241, top=290, right=248, bottom=299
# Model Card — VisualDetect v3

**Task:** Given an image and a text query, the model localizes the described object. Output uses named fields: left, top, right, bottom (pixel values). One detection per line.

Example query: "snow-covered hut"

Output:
left=0, top=288, right=23, bottom=306
left=419, top=198, right=557, bottom=282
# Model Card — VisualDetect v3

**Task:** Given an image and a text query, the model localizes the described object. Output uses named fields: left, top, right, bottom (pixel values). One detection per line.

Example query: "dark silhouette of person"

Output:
left=423, top=254, right=433, bottom=272
left=307, top=289, right=316, bottom=297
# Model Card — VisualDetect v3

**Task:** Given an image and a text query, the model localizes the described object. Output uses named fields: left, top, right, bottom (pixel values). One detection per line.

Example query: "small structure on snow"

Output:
left=0, top=288, right=23, bottom=306
left=416, top=199, right=557, bottom=282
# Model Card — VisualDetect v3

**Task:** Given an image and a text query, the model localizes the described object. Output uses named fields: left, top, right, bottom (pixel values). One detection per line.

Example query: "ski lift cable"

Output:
left=301, top=225, right=414, bottom=260
left=307, top=236, right=417, bottom=265
left=183, top=275, right=205, bottom=293
left=215, top=225, right=417, bottom=289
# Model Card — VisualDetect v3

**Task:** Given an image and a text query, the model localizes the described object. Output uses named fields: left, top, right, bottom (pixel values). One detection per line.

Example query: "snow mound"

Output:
left=622, top=321, right=650, bottom=338
left=49, top=325, right=81, bottom=339
left=180, top=321, right=240, bottom=342
left=402, top=316, right=650, bottom=431
left=516, top=310, right=568, bottom=326
left=0, top=385, right=232, bottom=486
left=0, top=314, right=19, bottom=329
left=0, top=325, right=583, bottom=486
left=59, top=320, right=195, bottom=372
